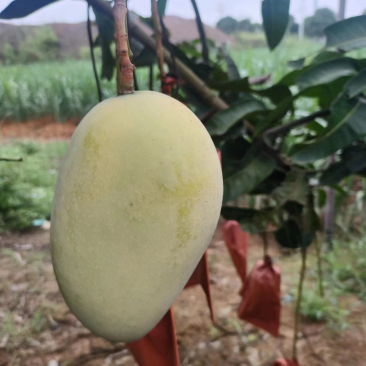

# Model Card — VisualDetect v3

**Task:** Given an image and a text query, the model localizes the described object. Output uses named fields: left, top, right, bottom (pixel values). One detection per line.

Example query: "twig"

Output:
left=87, top=2, right=102, bottom=102
left=301, top=327, right=326, bottom=363
left=0, top=157, right=23, bottom=162
left=113, top=0, right=134, bottom=95
left=292, top=248, right=307, bottom=359
left=151, top=0, right=166, bottom=79
left=190, top=0, right=209, bottom=64
left=264, top=110, right=330, bottom=138
left=314, top=235, right=324, bottom=298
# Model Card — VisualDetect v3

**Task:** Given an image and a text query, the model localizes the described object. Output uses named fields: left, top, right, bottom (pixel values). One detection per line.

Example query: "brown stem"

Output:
left=151, top=0, right=166, bottom=79
left=314, top=235, right=324, bottom=298
left=292, top=248, right=307, bottom=360
left=113, top=0, right=134, bottom=95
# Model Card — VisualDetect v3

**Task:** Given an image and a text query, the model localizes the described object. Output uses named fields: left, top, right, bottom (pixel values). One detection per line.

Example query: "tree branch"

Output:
left=87, top=2, right=102, bottom=102
left=151, top=0, right=166, bottom=79
left=113, top=0, right=134, bottom=94
left=190, top=0, right=209, bottom=64
left=264, top=110, right=330, bottom=138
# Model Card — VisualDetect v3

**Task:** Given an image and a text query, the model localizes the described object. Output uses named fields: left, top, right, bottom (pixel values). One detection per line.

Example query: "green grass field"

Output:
left=0, top=36, right=325, bottom=122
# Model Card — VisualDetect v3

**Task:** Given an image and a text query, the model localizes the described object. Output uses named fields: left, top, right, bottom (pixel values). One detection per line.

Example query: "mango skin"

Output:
left=51, top=91, right=223, bottom=342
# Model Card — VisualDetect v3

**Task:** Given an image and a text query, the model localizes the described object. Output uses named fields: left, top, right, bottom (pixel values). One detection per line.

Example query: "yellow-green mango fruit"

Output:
left=51, top=91, right=223, bottom=342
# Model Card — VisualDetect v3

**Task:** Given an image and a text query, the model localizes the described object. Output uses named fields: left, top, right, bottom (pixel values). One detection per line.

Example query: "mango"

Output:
left=51, top=91, right=223, bottom=342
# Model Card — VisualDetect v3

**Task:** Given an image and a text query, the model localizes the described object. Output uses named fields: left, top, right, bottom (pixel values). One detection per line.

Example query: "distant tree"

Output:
left=237, top=18, right=252, bottom=32
left=363, top=9, right=366, bottom=15
left=216, top=16, right=238, bottom=34
left=304, top=8, right=337, bottom=38
left=289, top=14, right=299, bottom=34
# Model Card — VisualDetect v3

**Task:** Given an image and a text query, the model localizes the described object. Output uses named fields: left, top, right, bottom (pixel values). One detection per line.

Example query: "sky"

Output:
left=0, top=0, right=365, bottom=26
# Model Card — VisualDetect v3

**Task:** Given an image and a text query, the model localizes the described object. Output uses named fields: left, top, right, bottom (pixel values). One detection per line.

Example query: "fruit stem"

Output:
left=113, top=0, right=134, bottom=95
left=151, top=0, right=166, bottom=80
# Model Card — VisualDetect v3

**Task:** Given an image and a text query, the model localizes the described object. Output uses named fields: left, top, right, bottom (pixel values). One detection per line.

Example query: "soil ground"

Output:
left=0, top=223, right=365, bottom=366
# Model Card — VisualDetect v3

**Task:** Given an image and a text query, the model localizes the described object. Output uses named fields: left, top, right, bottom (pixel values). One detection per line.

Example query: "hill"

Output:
left=0, top=16, right=233, bottom=61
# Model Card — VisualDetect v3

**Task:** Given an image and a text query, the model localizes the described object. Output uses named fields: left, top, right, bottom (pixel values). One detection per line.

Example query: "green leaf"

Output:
left=210, top=78, right=250, bottom=92
left=344, top=68, right=366, bottom=98
left=222, top=52, right=241, bottom=81
left=262, top=0, right=290, bottom=51
left=300, top=76, right=350, bottom=109
left=288, top=58, right=305, bottom=70
left=272, top=169, right=309, bottom=205
left=320, top=145, right=366, bottom=185
left=308, top=51, right=344, bottom=66
left=290, top=95, right=366, bottom=163
left=250, top=170, right=286, bottom=195
left=133, top=48, right=156, bottom=67
left=0, top=0, right=59, bottom=19
left=221, top=207, right=275, bottom=234
left=325, top=15, right=366, bottom=51
left=254, top=95, right=294, bottom=135
left=255, top=84, right=292, bottom=105
left=223, top=142, right=276, bottom=203
left=275, top=220, right=302, bottom=249
left=296, top=58, right=358, bottom=90
left=158, top=0, right=168, bottom=16
left=206, top=97, right=266, bottom=136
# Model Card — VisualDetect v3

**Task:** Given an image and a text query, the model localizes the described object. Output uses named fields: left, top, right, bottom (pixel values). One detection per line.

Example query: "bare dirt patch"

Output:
left=0, top=118, right=79, bottom=141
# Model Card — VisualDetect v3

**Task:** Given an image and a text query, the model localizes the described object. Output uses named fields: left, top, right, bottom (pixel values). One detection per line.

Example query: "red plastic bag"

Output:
left=185, top=251, right=214, bottom=321
left=161, top=75, right=177, bottom=96
left=238, top=255, right=281, bottom=337
left=223, top=220, right=249, bottom=283
left=273, top=358, right=300, bottom=366
left=127, top=308, right=180, bottom=366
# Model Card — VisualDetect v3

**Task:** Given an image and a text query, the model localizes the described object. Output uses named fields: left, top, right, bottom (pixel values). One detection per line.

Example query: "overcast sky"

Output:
left=0, top=0, right=365, bottom=26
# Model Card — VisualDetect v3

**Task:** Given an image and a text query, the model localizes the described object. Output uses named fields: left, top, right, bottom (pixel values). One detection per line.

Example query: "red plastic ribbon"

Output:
left=161, top=75, right=177, bottom=96
left=127, top=308, right=180, bottom=366
left=238, top=255, right=281, bottom=337
left=185, top=252, right=214, bottom=321
left=273, top=358, right=300, bottom=366
left=223, top=220, right=249, bottom=284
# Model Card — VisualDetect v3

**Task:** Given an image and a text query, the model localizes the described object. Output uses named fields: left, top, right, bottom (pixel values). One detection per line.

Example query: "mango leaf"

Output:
left=325, top=15, right=366, bottom=51
left=206, top=96, right=266, bottom=136
left=300, top=76, right=350, bottom=109
left=255, top=84, right=292, bottom=105
left=158, top=0, right=168, bottom=16
left=250, top=170, right=287, bottom=195
left=0, top=0, right=59, bottom=19
left=272, top=169, right=309, bottom=205
left=296, top=58, right=358, bottom=90
left=301, top=193, right=319, bottom=247
left=223, top=142, right=276, bottom=203
left=275, top=220, right=302, bottom=249
left=291, top=95, right=366, bottom=163
left=92, top=5, right=115, bottom=80
left=344, top=68, right=366, bottom=98
left=254, top=95, right=294, bottom=135
left=221, top=207, right=275, bottom=234
left=210, top=78, right=250, bottom=92
left=222, top=52, right=241, bottom=81
left=262, top=0, right=290, bottom=51
left=287, top=51, right=343, bottom=71
left=320, top=145, right=366, bottom=185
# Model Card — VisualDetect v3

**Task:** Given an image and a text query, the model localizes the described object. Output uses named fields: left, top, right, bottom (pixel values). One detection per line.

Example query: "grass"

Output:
left=0, top=140, right=67, bottom=231
left=299, top=236, right=366, bottom=330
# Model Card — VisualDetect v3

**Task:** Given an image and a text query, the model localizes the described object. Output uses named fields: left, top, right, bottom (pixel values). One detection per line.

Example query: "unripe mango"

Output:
left=51, top=91, right=223, bottom=342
